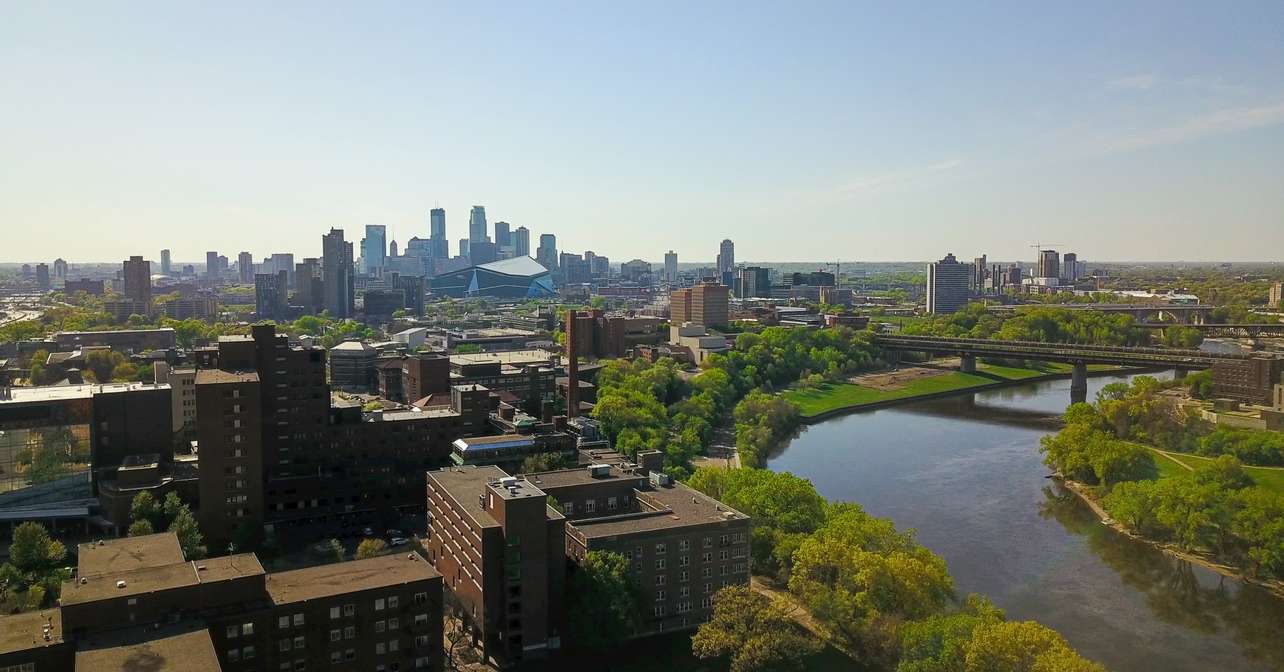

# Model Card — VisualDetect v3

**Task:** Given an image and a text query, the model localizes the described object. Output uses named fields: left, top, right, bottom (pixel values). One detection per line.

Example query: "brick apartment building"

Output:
left=669, top=281, right=729, bottom=330
left=424, top=451, right=750, bottom=664
left=1212, top=357, right=1284, bottom=406
left=0, top=532, right=444, bottom=672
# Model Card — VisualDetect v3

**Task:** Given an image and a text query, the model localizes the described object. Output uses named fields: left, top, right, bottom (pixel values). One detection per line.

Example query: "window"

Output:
left=680, top=586, right=690, bottom=598
left=279, top=639, right=292, bottom=652
left=375, top=620, right=386, bottom=633
left=563, top=501, right=574, bottom=515
left=294, top=659, right=306, bottom=671
left=279, top=616, right=290, bottom=630
left=702, top=552, right=711, bottom=563
left=375, top=598, right=386, bottom=611
left=343, top=604, right=355, bottom=617
left=344, top=626, right=356, bottom=639
left=655, top=575, right=666, bottom=586
left=293, top=613, right=305, bottom=626
left=654, top=605, right=666, bottom=617
left=243, top=645, right=256, bottom=660
left=376, top=642, right=387, bottom=655
left=227, top=625, right=239, bottom=639
left=415, top=634, right=430, bottom=647
left=655, top=542, right=666, bottom=555
left=389, top=639, right=400, bottom=652
left=388, top=617, right=399, bottom=630
left=703, top=537, right=713, bottom=548
left=345, top=649, right=356, bottom=661
left=242, top=623, right=255, bottom=636
left=656, top=590, right=666, bottom=601
left=655, top=559, right=666, bottom=570
left=607, top=496, right=617, bottom=511
left=584, top=499, right=595, bottom=514
left=702, top=567, right=711, bottom=578
left=704, top=583, right=713, bottom=594
left=330, top=629, right=341, bottom=642
left=414, top=613, right=428, bottom=625
left=228, top=649, right=240, bottom=662
left=330, top=651, right=342, bottom=664
left=293, top=635, right=305, bottom=649
left=388, top=595, right=399, bottom=608
left=679, top=555, right=689, bottom=567
left=702, top=597, right=713, bottom=608
left=719, top=550, right=729, bottom=561
left=678, top=601, right=691, bottom=614
left=680, top=571, right=689, bottom=582
left=413, top=592, right=428, bottom=605
left=679, top=539, right=690, bottom=551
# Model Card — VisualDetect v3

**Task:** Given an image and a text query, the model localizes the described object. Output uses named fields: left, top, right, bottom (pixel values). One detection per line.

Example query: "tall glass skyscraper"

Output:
left=361, top=225, right=387, bottom=274
left=468, top=206, right=488, bottom=243
left=429, top=208, right=448, bottom=259
left=513, top=226, right=531, bottom=257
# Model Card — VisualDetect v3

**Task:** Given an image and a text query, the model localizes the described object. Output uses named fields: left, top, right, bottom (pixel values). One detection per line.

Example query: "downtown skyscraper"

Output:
left=468, top=206, right=488, bottom=243
left=716, top=239, right=735, bottom=286
left=429, top=208, right=448, bottom=259
left=360, top=224, right=387, bottom=275
left=513, top=226, right=530, bottom=257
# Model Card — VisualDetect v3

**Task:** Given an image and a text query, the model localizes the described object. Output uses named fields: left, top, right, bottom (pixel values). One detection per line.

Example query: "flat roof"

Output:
left=450, top=349, right=554, bottom=367
left=75, top=625, right=221, bottom=672
left=428, top=465, right=506, bottom=528
left=525, top=465, right=644, bottom=491
left=570, top=480, right=749, bottom=539
left=453, top=434, right=535, bottom=452
left=0, top=609, right=62, bottom=656
left=61, top=561, right=200, bottom=606
left=194, top=369, right=259, bottom=384
left=266, top=553, right=440, bottom=604
left=77, top=533, right=186, bottom=577
left=193, top=553, right=265, bottom=584
left=0, top=382, right=170, bottom=405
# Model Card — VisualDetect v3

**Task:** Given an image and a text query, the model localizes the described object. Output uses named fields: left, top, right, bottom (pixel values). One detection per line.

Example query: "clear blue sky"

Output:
left=3, top=1, right=1283, bottom=264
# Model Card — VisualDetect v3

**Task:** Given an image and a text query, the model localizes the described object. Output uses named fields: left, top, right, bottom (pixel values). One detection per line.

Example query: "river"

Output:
left=768, top=371, right=1284, bottom=672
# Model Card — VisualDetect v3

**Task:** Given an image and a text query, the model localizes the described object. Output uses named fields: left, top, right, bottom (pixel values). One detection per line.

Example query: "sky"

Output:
left=3, top=1, right=1284, bottom=264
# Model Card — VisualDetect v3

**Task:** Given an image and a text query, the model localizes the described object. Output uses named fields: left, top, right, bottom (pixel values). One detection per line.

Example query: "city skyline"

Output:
left=4, top=3, right=1284, bottom=263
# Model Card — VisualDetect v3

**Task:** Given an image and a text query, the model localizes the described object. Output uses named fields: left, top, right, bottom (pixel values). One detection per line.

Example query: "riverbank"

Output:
left=784, top=362, right=1130, bottom=423
left=1059, top=477, right=1284, bottom=599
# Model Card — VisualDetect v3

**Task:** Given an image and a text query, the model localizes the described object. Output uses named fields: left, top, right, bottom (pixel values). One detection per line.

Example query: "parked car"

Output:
left=389, top=537, right=409, bottom=547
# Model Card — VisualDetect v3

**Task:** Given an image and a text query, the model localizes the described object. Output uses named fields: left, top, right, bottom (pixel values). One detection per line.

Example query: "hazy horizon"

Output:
left=4, top=2, right=1283, bottom=263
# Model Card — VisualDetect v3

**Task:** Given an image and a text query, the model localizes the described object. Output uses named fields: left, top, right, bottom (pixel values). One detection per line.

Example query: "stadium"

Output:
left=429, top=256, right=556, bottom=299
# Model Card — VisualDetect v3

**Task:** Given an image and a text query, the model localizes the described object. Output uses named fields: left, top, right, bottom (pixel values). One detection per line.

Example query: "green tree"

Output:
left=566, top=551, right=640, bottom=651
left=356, top=538, right=388, bottom=559
left=963, top=620, right=1105, bottom=671
left=897, top=594, right=1004, bottom=672
left=130, top=491, right=162, bottom=529
left=128, top=519, right=156, bottom=537
left=9, top=522, right=67, bottom=575
left=169, top=507, right=207, bottom=559
left=692, top=585, right=821, bottom=672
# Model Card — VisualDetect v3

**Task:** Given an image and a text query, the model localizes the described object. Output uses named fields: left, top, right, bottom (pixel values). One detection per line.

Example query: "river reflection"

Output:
left=769, top=372, right=1284, bottom=672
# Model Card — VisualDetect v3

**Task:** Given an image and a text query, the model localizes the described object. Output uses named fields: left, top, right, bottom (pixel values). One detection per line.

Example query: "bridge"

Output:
left=873, top=334, right=1252, bottom=403
left=990, top=303, right=1214, bottom=324
left=1134, top=322, right=1284, bottom=337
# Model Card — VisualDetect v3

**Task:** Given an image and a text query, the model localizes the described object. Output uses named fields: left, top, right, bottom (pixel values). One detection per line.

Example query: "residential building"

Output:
left=254, top=270, right=289, bottom=321
left=65, top=278, right=105, bottom=295
left=53, top=258, right=68, bottom=280
left=536, top=234, right=558, bottom=271
left=513, top=226, right=531, bottom=257
left=1212, top=357, right=1284, bottom=406
left=323, top=228, right=356, bottom=318
left=53, top=328, right=176, bottom=353
left=330, top=341, right=379, bottom=391
left=430, top=207, right=449, bottom=260
left=206, top=251, right=220, bottom=281
left=155, top=362, right=198, bottom=439
left=494, top=221, right=511, bottom=250
left=1269, top=281, right=1282, bottom=308
left=664, top=250, right=678, bottom=283
left=972, top=255, right=987, bottom=292
left=0, top=532, right=444, bottom=672
left=294, top=258, right=323, bottom=313
left=927, top=253, right=970, bottom=314
left=669, top=281, right=729, bottom=329
left=237, top=251, right=254, bottom=283
left=35, top=263, right=50, bottom=291
left=122, top=255, right=152, bottom=309
left=160, top=248, right=172, bottom=275
left=1037, top=249, right=1060, bottom=280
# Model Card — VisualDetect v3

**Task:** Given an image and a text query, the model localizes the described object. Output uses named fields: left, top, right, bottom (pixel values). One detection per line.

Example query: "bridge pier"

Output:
left=1070, top=362, right=1088, bottom=405
left=960, top=354, right=976, bottom=374
left=1173, top=368, right=1187, bottom=381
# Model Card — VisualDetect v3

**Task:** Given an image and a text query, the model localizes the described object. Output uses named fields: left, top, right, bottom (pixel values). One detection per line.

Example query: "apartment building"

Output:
left=424, top=451, right=750, bottom=663
left=0, top=532, right=444, bottom=672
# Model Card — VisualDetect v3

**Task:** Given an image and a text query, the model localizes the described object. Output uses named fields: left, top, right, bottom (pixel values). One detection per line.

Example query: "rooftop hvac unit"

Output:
left=588, top=464, right=611, bottom=478
left=499, top=476, right=519, bottom=489
left=649, top=471, right=672, bottom=487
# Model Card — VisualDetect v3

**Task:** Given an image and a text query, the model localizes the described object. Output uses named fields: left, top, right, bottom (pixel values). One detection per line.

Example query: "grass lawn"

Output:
left=785, top=372, right=1003, bottom=417
left=1147, top=448, right=1284, bottom=494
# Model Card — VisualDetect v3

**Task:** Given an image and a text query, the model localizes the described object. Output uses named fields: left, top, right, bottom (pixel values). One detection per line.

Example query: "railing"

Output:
left=873, top=334, right=1256, bottom=367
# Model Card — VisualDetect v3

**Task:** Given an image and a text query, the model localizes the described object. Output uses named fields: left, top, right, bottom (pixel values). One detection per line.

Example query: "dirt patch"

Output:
left=845, top=359, right=959, bottom=392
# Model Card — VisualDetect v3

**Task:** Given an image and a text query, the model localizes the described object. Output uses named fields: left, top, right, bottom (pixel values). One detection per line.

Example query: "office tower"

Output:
left=989, top=263, right=1005, bottom=293
left=429, top=207, right=448, bottom=259
left=927, top=253, right=970, bottom=314
left=322, top=228, right=355, bottom=318
left=459, top=239, right=470, bottom=259
left=716, top=239, right=735, bottom=286
left=205, top=251, right=219, bottom=280
left=735, top=266, right=770, bottom=298
left=494, top=220, right=511, bottom=249
left=468, top=206, right=487, bottom=243
left=1062, top=252, right=1079, bottom=283
left=122, top=255, right=152, bottom=307
left=513, top=226, right=530, bottom=257
left=1037, top=249, right=1060, bottom=280
left=390, top=239, right=399, bottom=257
left=255, top=270, right=289, bottom=320
left=237, top=251, right=254, bottom=284
left=53, top=258, right=68, bottom=279
left=160, top=248, right=171, bottom=275
left=35, top=263, right=50, bottom=291
left=972, top=255, right=987, bottom=292
left=664, top=250, right=678, bottom=283
left=1006, top=263, right=1023, bottom=288
left=583, top=251, right=596, bottom=274
left=670, top=281, right=729, bottom=328
left=360, top=224, right=388, bottom=275
left=259, top=253, right=295, bottom=287
left=537, top=234, right=558, bottom=270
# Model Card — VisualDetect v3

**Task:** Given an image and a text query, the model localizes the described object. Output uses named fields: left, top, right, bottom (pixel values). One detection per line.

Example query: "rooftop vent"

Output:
left=115, top=580, right=127, bottom=589
left=649, top=471, right=673, bottom=487
left=588, top=464, right=611, bottom=478
left=499, top=476, right=519, bottom=489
